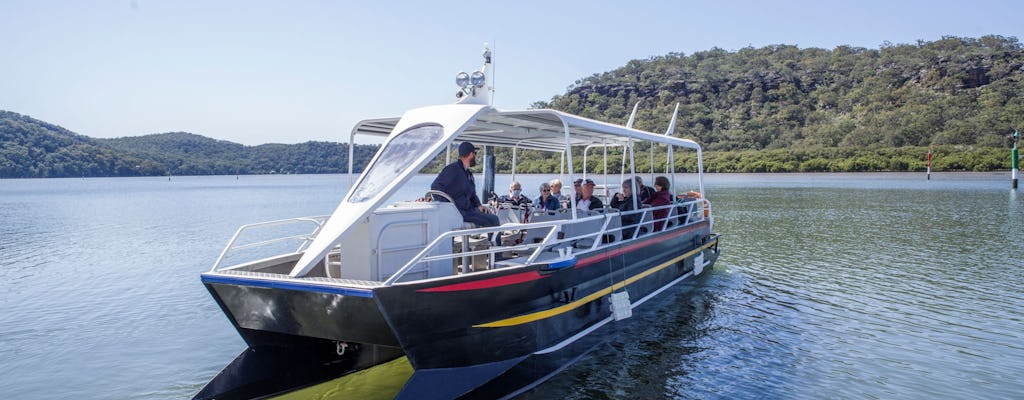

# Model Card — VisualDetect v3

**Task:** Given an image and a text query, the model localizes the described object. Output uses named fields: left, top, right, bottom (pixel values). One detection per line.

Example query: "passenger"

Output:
left=497, top=181, right=533, bottom=207
left=575, top=178, right=604, bottom=211
left=535, top=182, right=559, bottom=211
left=610, top=178, right=640, bottom=238
left=430, top=141, right=499, bottom=228
left=549, top=179, right=569, bottom=201
left=642, top=176, right=672, bottom=231
left=635, top=176, right=656, bottom=203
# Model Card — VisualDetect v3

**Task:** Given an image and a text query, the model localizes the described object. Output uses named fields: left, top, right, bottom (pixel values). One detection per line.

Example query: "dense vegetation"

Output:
left=0, top=110, right=378, bottom=178
left=0, top=110, right=165, bottom=178
left=96, top=133, right=378, bottom=176
left=517, top=35, right=1023, bottom=173
left=3, top=35, right=1022, bottom=178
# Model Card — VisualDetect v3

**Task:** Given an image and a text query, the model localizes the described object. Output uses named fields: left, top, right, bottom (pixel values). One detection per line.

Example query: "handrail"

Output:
left=211, top=215, right=330, bottom=272
left=383, top=200, right=708, bottom=285
left=383, top=214, right=605, bottom=285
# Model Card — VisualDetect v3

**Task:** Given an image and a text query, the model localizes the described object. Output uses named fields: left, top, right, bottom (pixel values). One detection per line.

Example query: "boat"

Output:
left=194, top=45, right=720, bottom=400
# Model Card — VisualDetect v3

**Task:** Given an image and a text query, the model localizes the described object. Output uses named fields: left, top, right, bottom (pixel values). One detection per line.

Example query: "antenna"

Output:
left=489, top=40, right=495, bottom=106
left=626, top=101, right=640, bottom=128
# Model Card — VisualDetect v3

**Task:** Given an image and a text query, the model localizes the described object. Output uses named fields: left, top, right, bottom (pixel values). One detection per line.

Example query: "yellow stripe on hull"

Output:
left=474, top=240, right=717, bottom=328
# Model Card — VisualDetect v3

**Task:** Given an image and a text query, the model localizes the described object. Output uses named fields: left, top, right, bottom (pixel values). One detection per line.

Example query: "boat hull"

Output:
left=376, top=223, right=716, bottom=370
left=377, top=224, right=719, bottom=399
left=196, top=224, right=718, bottom=399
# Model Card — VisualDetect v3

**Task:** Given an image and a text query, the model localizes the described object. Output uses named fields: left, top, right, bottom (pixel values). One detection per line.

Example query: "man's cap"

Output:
left=573, top=178, right=583, bottom=186
left=583, top=178, right=596, bottom=186
left=458, top=141, right=478, bottom=157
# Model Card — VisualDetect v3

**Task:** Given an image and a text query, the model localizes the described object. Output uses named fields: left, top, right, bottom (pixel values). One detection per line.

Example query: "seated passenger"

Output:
left=635, top=176, right=656, bottom=203
left=497, top=181, right=533, bottom=207
left=642, top=176, right=672, bottom=231
left=575, top=178, right=604, bottom=211
left=535, top=182, right=559, bottom=211
left=430, top=141, right=499, bottom=228
left=549, top=179, right=570, bottom=201
left=610, top=178, right=640, bottom=238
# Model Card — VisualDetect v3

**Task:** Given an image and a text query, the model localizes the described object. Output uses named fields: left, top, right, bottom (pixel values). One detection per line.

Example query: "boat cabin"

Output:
left=208, top=104, right=712, bottom=287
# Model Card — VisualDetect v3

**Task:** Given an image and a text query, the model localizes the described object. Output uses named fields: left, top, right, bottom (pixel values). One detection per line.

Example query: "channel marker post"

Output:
left=1013, top=129, right=1019, bottom=190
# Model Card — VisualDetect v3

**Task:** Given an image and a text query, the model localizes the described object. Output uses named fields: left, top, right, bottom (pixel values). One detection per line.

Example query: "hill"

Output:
left=520, top=35, right=1020, bottom=172
left=0, top=110, right=166, bottom=178
left=0, top=111, right=378, bottom=178
left=3, top=35, right=1021, bottom=177
left=95, top=133, right=378, bottom=176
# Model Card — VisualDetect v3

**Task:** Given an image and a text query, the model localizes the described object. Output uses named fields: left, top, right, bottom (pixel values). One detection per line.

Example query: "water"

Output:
left=1, top=173, right=1021, bottom=399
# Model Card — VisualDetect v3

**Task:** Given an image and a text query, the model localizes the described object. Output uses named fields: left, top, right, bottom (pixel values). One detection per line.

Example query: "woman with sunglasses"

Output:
left=535, top=182, right=560, bottom=211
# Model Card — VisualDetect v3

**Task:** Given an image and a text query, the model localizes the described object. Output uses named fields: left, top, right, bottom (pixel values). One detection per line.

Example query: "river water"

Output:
left=1, top=173, right=1021, bottom=399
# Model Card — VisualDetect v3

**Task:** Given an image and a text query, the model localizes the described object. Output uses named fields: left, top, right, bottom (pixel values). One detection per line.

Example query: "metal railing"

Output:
left=210, top=215, right=330, bottom=272
left=383, top=199, right=710, bottom=285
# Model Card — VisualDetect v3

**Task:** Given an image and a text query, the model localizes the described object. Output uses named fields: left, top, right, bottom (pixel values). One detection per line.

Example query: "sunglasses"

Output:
left=542, top=189, right=550, bottom=192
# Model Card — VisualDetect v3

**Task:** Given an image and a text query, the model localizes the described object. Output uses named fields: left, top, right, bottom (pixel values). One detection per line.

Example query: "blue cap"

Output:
left=458, top=141, right=478, bottom=157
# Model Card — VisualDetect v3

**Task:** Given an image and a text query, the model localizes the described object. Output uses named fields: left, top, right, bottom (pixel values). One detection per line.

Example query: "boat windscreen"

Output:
left=348, top=124, right=444, bottom=203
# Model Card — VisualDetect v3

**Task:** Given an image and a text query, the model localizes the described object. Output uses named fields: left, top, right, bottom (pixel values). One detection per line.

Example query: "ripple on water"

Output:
left=2, top=174, right=1023, bottom=399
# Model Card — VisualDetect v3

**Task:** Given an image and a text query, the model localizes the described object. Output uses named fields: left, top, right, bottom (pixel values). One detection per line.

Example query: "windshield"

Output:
left=348, top=124, right=444, bottom=203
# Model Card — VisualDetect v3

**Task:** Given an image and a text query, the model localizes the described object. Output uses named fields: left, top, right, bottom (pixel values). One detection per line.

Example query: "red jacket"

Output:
left=643, top=189, right=672, bottom=231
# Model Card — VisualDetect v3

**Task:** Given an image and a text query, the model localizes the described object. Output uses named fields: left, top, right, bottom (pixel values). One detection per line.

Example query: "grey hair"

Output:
left=539, top=182, right=551, bottom=191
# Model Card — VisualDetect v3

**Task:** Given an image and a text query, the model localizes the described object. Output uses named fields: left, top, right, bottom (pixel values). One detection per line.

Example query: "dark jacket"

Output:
left=610, top=194, right=640, bottom=225
left=575, top=194, right=604, bottom=211
left=498, top=194, right=532, bottom=207
left=638, top=185, right=656, bottom=203
left=535, top=195, right=559, bottom=211
left=431, top=160, right=480, bottom=214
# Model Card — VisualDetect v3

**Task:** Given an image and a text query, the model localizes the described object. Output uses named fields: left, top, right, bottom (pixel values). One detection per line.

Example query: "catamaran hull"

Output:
left=195, top=225, right=718, bottom=399
left=386, top=226, right=719, bottom=399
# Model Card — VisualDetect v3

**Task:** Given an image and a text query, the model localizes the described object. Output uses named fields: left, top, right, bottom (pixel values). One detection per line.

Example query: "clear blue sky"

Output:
left=1, top=0, right=1020, bottom=145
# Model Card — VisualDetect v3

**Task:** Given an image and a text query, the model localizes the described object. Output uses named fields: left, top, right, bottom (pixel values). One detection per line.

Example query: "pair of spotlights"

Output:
left=456, top=71, right=486, bottom=88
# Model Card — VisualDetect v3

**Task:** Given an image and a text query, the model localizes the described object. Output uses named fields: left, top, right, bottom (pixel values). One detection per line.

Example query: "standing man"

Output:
left=431, top=141, right=499, bottom=228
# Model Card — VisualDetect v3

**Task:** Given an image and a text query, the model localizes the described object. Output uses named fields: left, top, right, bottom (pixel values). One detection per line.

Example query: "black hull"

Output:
left=193, top=333, right=403, bottom=400
left=375, top=223, right=716, bottom=370
left=196, top=223, right=719, bottom=399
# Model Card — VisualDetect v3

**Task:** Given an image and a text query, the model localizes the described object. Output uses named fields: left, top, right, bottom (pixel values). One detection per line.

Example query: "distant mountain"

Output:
left=0, top=111, right=378, bottom=178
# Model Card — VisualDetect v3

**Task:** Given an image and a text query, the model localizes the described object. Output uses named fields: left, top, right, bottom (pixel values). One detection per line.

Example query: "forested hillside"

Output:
left=518, top=35, right=1022, bottom=172
left=3, top=35, right=1021, bottom=177
left=0, top=111, right=378, bottom=178
left=96, top=133, right=378, bottom=176
left=0, top=110, right=166, bottom=178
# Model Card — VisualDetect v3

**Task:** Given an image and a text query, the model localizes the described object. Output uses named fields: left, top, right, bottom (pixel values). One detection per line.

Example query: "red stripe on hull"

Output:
left=574, top=223, right=704, bottom=269
left=418, top=271, right=549, bottom=292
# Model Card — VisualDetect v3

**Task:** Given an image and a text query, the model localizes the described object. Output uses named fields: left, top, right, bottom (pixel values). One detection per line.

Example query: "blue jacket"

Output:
left=431, top=160, right=480, bottom=214
left=535, top=195, right=559, bottom=211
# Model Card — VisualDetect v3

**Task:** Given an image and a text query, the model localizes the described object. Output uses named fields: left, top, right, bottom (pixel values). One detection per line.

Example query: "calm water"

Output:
left=1, top=173, right=1021, bottom=399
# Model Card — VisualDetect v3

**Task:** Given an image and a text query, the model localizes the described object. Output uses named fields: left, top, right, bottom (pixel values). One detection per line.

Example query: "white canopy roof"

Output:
left=350, top=108, right=702, bottom=153
left=294, top=105, right=703, bottom=278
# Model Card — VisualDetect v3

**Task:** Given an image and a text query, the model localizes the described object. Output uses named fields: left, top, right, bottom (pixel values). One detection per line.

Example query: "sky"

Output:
left=1, top=0, right=1021, bottom=145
